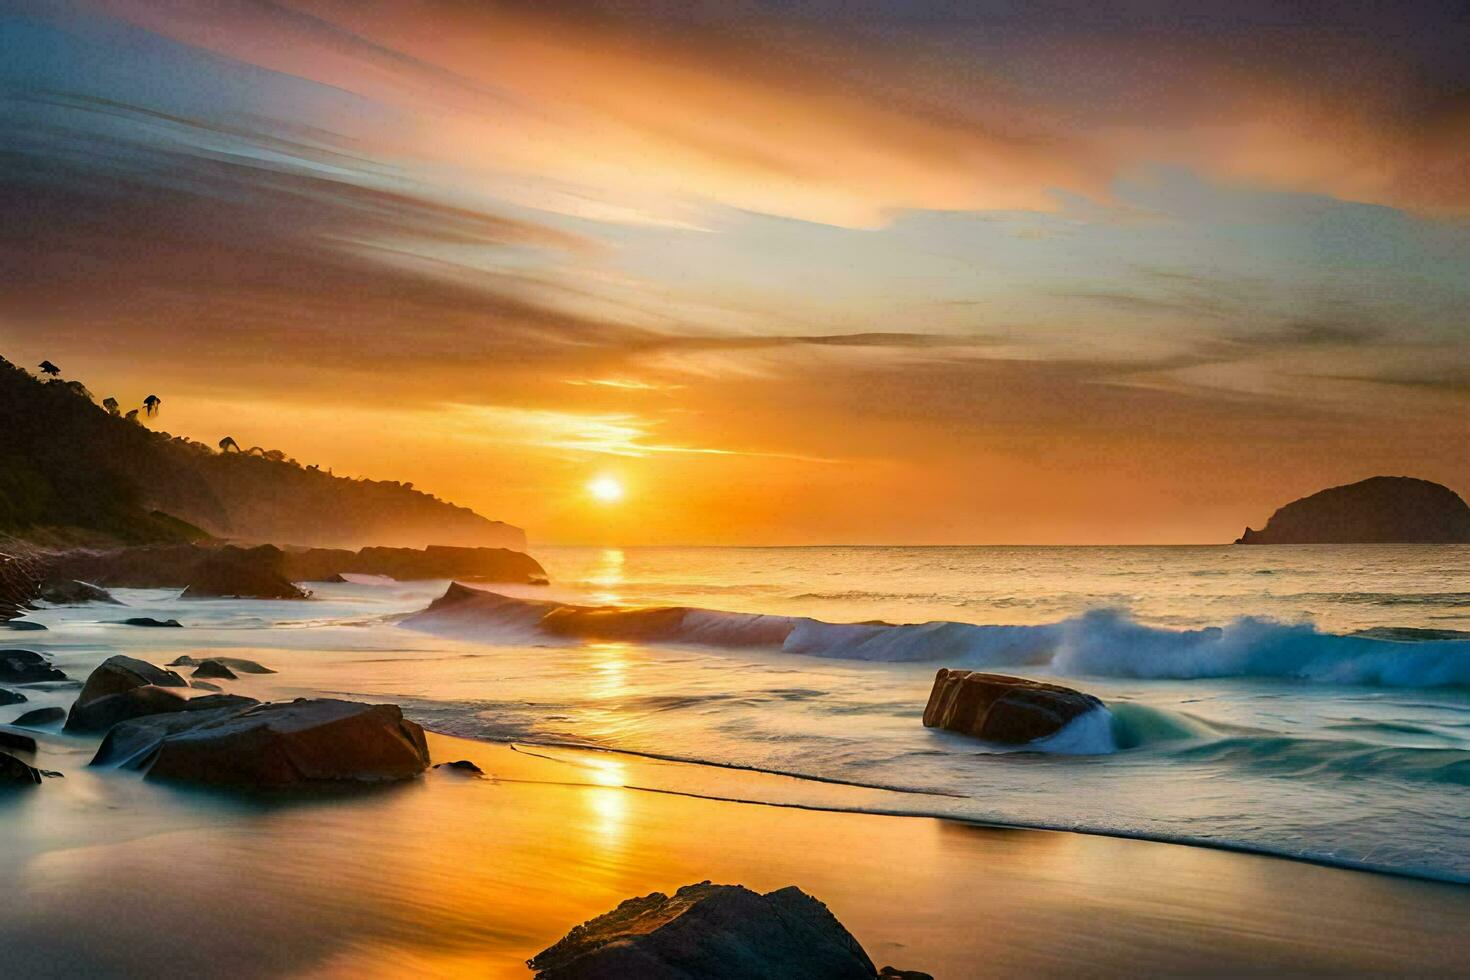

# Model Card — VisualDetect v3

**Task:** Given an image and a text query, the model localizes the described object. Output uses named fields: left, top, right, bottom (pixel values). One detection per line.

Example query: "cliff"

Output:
left=1236, top=476, right=1470, bottom=544
left=0, top=356, right=525, bottom=550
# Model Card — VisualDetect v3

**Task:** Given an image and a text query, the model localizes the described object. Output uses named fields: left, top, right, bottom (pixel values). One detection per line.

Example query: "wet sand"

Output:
left=3, top=730, right=1467, bottom=978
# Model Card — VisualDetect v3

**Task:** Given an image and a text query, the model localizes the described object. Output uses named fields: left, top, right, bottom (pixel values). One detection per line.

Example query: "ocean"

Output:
left=13, top=544, right=1470, bottom=883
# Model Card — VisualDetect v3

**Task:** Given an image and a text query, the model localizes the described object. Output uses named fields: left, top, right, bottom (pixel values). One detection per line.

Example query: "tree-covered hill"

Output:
left=0, top=356, right=525, bottom=549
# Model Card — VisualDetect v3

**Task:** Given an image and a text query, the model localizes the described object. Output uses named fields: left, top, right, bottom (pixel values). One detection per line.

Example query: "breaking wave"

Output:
left=402, top=585, right=1470, bottom=689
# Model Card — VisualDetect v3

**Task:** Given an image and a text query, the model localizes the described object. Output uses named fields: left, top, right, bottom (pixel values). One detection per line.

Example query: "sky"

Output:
left=1, top=0, right=1467, bottom=544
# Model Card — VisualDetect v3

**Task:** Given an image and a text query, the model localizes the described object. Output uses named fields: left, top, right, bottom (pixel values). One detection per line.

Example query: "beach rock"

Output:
left=95, top=698, right=430, bottom=791
left=74, top=655, right=187, bottom=708
left=119, top=617, right=183, bottom=628
left=280, top=544, right=546, bottom=584
left=39, top=579, right=120, bottom=605
left=0, top=729, right=37, bottom=753
left=0, top=688, right=26, bottom=706
left=190, top=660, right=237, bottom=680
left=167, top=655, right=276, bottom=674
left=923, top=670, right=1103, bottom=745
left=1237, top=476, right=1470, bottom=544
left=433, top=759, right=483, bottom=774
left=12, top=706, right=65, bottom=727
left=180, top=546, right=307, bottom=599
left=0, top=751, right=43, bottom=787
left=66, top=685, right=257, bottom=734
left=4, top=620, right=47, bottom=631
left=0, top=650, right=67, bottom=685
left=528, top=881, right=886, bottom=979
left=190, top=680, right=223, bottom=692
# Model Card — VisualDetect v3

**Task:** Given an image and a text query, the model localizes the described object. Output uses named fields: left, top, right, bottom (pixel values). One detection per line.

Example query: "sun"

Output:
left=587, top=475, right=624, bottom=503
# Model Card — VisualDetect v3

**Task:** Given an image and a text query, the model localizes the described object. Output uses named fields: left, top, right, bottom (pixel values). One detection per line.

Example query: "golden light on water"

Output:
left=587, top=475, right=624, bottom=502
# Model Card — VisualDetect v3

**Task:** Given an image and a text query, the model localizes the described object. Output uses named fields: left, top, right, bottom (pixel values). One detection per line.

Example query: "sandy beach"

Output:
left=3, top=727, right=1467, bottom=978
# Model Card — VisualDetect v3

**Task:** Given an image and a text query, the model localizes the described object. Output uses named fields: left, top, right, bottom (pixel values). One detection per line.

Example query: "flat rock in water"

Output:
left=923, top=670, right=1103, bottom=745
left=190, top=680, right=222, bottom=692
left=0, top=729, right=37, bottom=753
left=190, top=661, right=238, bottom=680
left=528, top=881, right=891, bottom=979
left=0, top=688, right=26, bottom=706
left=12, top=706, right=66, bottom=727
left=74, top=655, right=187, bottom=709
left=39, top=579, right=121, bottom=605
left=0, top=650, right=67, bottom=685
left=95, top=698, right=430, bottom=791
left=0, top=751, right=43, bottom=787
left=67, top=686, right=257, bottom=734
left=119, top=617, right=182, bottom=628
left=3, top=620, right=47, bottom=631
left=167, top=655, right=276, bottom=674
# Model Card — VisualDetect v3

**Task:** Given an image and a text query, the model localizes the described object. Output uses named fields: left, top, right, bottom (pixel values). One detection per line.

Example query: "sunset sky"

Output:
left=2, top=0, right=1468, bottom=544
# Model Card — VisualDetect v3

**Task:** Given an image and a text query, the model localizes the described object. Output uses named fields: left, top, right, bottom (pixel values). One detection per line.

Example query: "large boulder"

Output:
left=528, top=882, right=895, bottom=980
left=39, top=579, right=120, bottom=605
left=43, top=544, right=310, bottom=599
left=0, top=729, right=37, bottom=753
left=93, top=698, right=430, bottom=791
left=180, top=546, right=308, bottom=599
left=191, top=660, right=237, bottom=680
left=1237, top=476, right=1470, bottom=544
left=66, top=685, right=257, bottom=734
left=0, top=751, right=43, bottom=787
left=74, top=655, right=186, bottom=707
left=0, top=650, right=67, bottom=685
left=922, top=670, right=1103, bottom=745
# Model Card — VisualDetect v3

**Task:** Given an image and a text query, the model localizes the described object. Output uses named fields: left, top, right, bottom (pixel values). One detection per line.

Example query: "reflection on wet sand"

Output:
left=3, top=733, right=1467, bottom=978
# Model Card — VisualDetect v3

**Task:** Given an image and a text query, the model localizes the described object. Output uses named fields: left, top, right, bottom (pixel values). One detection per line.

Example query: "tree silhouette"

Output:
left=143, top=394, right=161, bottom=417
left=103, top=397, right=120, bottom=416
left=38, top=360, right=60, bottom=377
left=219, top=436, right=241, bottom=453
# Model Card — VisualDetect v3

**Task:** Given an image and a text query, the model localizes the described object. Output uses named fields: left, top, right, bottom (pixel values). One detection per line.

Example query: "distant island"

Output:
left=1237, top=476, right=1470, bottom=544
left=0, top=356, right=523, bottom=550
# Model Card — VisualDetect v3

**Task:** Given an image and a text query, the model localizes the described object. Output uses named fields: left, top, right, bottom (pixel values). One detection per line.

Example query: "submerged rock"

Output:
left=4, top=620, right=47, bottom=631
left=528, top=881, right=898, bottom=979
left=12, top=706, right=66, bottom=727
left=0, top=751, right=43, bottom=787
left=119, top=617, right=183, bottom=628
left=39, top=579, right=120, bottom=605
left=190, top=680, right=222, bottom=692
left=0, top=650, right=67, bottom=685
left=1237, top=476, right=1470, bottom=544
left=94, top=698, right=430, bottom=791
left=190, top=660, right=237, bottom=680
left=922, top=670, right=1103, bottom=745
left=166, top=655, right=276, bottom=674
left=433, top=759, right=483, bottom=775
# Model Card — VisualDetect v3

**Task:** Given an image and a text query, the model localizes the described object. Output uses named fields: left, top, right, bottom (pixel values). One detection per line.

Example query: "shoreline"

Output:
left=4, top=728, right=1469, bottom=977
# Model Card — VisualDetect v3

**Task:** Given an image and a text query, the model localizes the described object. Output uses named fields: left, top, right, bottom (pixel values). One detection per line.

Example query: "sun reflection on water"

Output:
left=588, top=547, right=625, bottom=605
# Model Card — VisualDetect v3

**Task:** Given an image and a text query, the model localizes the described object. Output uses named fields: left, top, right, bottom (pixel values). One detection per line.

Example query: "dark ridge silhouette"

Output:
left=1237, top=476, right=1470, bottom=544
left=0, top=355, right=525, bottom=549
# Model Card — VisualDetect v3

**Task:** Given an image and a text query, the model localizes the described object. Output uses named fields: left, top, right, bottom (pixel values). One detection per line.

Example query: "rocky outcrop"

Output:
left=0, top=550, right=42, bottom=622
left=1237, top=476, right=1470, bottom=544
left=74, top=655, right=186, bottom=706
left=92, top=698, right=430, bottom=791
left=42, top=544, right=309, bottom=598
left=39, top=579, right=119, bottom=605
left=180, top=546, right=306, bottom=599
left=12, top=706, right=65, bottom=727
left=0, top=650, right=67, bottom=685
left=923, top=670, right=1103, bottom=745
left=528, top=881, right=923, bottom=980
left=280, top=545, right=547, bottom=584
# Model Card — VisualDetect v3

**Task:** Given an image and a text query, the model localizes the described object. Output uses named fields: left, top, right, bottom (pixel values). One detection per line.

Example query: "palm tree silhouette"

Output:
left=102, top=397, right=120, bottom=416
left=219, top=436, right=241, bottom=453
left=143, top=394, right=161, bottom=417
left=38, top=361, right=60, bottom=377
